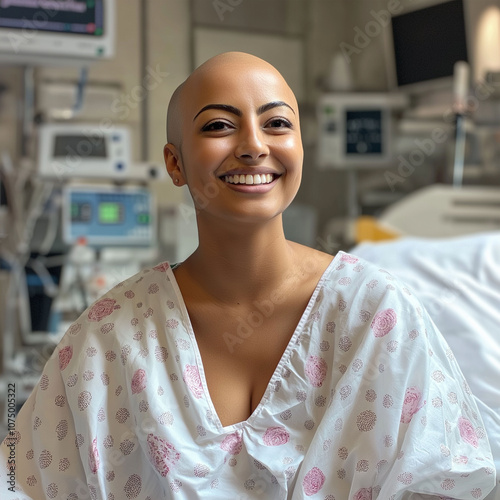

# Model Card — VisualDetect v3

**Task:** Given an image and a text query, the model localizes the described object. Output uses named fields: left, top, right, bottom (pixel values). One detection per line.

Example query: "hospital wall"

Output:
left=0, top=0, right=499, bottom=231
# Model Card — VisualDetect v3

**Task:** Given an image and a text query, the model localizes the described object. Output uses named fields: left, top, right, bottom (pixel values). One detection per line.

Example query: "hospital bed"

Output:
left=350, top=184, right=500, bottom=499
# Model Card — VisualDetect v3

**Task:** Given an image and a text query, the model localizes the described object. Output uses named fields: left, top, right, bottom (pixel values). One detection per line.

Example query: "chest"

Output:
left=187, top=296, right=311, bottom=427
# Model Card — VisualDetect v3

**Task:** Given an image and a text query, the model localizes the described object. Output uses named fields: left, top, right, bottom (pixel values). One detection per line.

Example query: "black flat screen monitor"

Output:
left=391, top=0, right=468, bottom=87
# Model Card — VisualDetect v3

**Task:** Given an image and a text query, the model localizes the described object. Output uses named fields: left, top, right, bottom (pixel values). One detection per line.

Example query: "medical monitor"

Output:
left=389, top=0, right=468, bottom=90
left=317, top=93, right=408, bottom=169
left=0, top=0, right=115, bottom=65
left=63, top=184, right=155, bottom=247
left=37, top=123, right=132, bottom=180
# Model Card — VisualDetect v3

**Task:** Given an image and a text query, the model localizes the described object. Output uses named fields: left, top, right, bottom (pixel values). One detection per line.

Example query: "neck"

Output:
left=182, top=214, right=298, bottom=304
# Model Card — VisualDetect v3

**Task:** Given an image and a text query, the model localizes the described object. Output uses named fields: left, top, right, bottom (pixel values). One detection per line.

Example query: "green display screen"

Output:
left=99, top=202, right=122, bottom=224
left=137, top=213, right=150, bottom=225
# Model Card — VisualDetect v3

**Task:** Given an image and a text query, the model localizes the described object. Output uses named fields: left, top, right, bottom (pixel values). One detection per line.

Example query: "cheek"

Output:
left=276, top=136, right=303, bottom=173
left=186, top=138, right=232, bottom=171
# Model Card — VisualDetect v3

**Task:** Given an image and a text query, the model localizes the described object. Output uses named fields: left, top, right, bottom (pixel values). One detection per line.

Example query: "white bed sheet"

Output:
left=352, top=231, right=500, bottom=498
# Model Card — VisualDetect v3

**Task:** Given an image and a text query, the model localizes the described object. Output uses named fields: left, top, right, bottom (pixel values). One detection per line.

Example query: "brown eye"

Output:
left=266, top=118, right=292, bottom=129
left=202, top=121, right=232, bottom=132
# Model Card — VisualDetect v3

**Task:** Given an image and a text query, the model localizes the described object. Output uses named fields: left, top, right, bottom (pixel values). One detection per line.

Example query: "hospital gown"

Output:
left=1, top=252, right=496, bottom=499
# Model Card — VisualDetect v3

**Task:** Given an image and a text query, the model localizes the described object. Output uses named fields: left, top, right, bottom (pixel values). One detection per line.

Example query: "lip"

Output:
left=220, top=174, right=280, bottom=193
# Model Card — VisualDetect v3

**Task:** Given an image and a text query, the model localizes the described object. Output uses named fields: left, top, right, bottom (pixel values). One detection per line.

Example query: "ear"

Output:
left=164, top=143, right=186, bottom=187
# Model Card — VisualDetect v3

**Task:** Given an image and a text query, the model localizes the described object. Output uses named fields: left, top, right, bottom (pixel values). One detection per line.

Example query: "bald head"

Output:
left=166, top=52, right=297, bottom=148
left=166, top=82, right=186, bottom=148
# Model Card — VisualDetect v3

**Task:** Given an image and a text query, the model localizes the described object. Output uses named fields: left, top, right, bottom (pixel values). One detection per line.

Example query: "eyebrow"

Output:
left=193, top=101, right=295, bottom=121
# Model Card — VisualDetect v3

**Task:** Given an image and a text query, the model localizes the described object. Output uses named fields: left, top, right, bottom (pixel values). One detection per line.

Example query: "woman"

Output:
left=1, top=52, right=495, bottom=499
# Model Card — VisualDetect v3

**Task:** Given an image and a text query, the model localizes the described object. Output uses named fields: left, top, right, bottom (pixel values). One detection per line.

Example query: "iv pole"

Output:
left=452, top=61, right=470, bottom=187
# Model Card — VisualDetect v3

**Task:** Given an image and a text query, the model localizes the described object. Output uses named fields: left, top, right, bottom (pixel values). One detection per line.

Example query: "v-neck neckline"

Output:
left=166, top=254, right=339, bottom=434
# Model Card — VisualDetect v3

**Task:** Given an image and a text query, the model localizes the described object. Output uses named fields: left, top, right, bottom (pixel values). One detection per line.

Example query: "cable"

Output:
left=20, top=179, right=54, bottom=257
left=0, top=152, right=23, bottom=248
left=28, top=257, right=58, bottom=298
left=16, top=263, right=33, bottom=344
left=72, top=66, right=89, bottom=117
left=38, top=192, right=60, bottom=256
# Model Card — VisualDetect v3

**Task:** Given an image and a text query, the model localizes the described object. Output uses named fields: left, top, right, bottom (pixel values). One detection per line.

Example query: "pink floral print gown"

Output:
left=0, top=252, right=496, bottom=499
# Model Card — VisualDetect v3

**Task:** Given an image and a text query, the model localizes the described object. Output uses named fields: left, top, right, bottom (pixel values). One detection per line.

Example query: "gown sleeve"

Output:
left=347, top=274, right=496, bottom=499
left=374, top=295, right=497, bottom=500
left=293, top=260, right=497, bottom=500
left=0, top=293, right=167, bottom=500
left=1, top=338, right=88, bottom=500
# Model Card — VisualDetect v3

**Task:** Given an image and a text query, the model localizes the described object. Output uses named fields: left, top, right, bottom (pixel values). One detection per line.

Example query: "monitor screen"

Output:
left=0, top=0, right=104, bottom=36
left=391, top=0, right=468, bottom=87
left=53, top=135, right=107, bottom=158
left=345, top=110, right=383, bottom=156
left=98, top=202, right=123, bottom=224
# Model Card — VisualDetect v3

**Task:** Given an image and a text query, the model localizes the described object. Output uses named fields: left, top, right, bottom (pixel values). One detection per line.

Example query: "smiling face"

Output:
left=164, top=52, right=303, bottom=226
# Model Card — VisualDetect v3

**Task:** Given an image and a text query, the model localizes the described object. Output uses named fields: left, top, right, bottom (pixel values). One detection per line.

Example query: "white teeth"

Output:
left=224, top=173, right=276, bottom=185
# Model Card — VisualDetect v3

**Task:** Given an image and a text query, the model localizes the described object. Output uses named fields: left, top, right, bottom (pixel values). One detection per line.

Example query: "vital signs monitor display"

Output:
left=0, top=0, right=105, bottom=36
left=0, top=0, right=115, bottom=64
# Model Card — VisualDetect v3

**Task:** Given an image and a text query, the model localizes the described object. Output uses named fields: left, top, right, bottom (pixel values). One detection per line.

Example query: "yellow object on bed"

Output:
left=355, top=215, right=400, bottom=243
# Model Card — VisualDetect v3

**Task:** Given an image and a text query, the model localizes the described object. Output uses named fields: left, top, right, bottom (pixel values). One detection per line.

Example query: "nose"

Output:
left=234, top=120, right=269, bottom=162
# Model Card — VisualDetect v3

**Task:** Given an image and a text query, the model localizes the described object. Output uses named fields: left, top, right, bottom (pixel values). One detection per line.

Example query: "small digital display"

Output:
left=98, top=202, right=122, bottom=224
left=345, top=110, right=383, bottom=155
left=70, top=202, right=91, bottom=222
left=53, top=135, right=107, bottom=158
left=0, top=0, right=105, bottom=36
left=137, top=213, right=150, bottom=225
